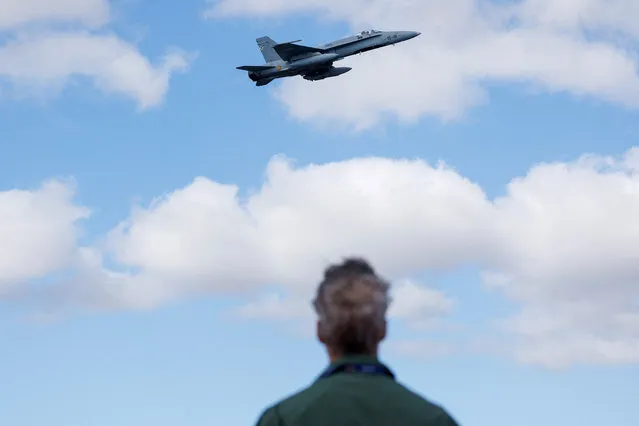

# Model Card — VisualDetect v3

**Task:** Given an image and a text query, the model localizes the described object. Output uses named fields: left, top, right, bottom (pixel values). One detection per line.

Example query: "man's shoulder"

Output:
left=272, top=381, right=329, bottom=412
left=390, top=381, right=461, bottom=424
left=254, top=383, right=325, bottom=426
left=424, top=405, right=460, bottom=426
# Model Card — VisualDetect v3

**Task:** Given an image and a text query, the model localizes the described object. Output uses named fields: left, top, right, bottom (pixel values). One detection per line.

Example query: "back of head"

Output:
left=312, top=257, right=391, bottom=356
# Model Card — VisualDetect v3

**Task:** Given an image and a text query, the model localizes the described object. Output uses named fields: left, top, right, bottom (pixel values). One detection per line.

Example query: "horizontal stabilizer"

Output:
left=273, top=41, right=325, bottom=61
left=236, top=65, right=274, bottom=71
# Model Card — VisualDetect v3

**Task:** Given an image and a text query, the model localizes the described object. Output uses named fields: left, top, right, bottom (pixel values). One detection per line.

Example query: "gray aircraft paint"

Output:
left=237, top=29, right=420, bottom=86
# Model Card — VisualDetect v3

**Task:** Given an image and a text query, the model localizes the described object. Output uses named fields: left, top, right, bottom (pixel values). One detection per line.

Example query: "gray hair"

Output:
left=312, top=258, right=391, bottom=354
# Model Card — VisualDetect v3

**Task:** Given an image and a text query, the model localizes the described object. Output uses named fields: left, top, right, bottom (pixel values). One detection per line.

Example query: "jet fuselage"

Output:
left=238, top=30, right=420, bottom=86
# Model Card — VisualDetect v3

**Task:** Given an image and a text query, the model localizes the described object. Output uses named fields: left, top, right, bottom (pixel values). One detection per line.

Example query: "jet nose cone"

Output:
left=397, top=31, right=420, bottom=41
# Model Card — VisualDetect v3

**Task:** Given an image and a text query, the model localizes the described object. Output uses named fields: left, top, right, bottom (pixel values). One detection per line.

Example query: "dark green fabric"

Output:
left=255, top=355, right=459, bottom=426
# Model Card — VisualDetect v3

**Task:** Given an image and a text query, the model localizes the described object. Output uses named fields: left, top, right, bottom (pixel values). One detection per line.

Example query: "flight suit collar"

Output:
left=316, top=354, right=395, bottom=381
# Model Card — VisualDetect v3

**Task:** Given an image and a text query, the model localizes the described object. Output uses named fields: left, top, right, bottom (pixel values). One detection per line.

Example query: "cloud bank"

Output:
left=2, top=148, right=639, bottom=367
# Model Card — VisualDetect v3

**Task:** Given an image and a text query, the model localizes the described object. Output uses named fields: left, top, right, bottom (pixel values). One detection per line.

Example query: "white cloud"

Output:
left=0, top=0, right=110, bottom=30
left=506, top=305, right=639, bottom=368
left=105, top=156, right=492, bottom=306
left=209, top=0, right=639, bottom=128
left=388, top=280, right=454, bottom=329
left=0, top=32, right=190, bottom=108
left=101, top=148, right=639, bottom=366
left=0, top=180, right=89, bottom=296
left=483, top=149, right=639, bottom=367
left=514, top=0, right=639, bottom=38
left=0, top=0, right=191, bottom=108
left=4, top=148, right=639, bottom=367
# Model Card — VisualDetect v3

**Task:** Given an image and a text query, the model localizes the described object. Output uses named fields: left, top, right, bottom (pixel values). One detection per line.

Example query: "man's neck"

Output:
left=328, top=350, right=378, bottom=363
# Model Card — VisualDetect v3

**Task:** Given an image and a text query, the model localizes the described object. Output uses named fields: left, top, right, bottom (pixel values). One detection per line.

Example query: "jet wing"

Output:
left=273, top=41, right=325, bottom=61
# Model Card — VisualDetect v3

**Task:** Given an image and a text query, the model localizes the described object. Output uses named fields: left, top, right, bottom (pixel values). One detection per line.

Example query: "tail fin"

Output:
left=257, top=36, right=282, bottom=62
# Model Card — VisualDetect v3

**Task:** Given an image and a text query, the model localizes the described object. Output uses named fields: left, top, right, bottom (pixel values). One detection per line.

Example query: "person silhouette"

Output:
left=254, top=257, right=460, bottom=426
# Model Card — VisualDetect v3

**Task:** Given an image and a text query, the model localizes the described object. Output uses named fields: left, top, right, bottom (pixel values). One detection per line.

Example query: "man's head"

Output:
left=312, top=257, right=391, bottom=359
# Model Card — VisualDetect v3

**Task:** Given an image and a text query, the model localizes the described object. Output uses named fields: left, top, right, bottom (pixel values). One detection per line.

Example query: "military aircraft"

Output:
left=236, top=29, right=420, bottom=86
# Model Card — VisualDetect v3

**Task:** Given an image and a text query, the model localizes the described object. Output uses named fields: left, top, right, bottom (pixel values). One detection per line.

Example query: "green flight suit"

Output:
left=255, top=355, right=460, bottom=426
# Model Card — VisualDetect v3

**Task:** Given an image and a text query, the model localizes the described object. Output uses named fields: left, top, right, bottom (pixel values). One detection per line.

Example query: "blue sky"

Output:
left=1, top=1, right=638, bottom=425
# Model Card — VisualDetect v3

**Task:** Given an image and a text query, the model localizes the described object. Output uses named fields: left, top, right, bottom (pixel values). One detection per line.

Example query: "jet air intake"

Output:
left=303, top=67, right=352, bottom=81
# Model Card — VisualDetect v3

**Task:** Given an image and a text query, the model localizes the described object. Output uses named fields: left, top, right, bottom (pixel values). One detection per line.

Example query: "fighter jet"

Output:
left=237, top=29, right=420, bottom=86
